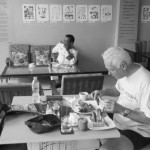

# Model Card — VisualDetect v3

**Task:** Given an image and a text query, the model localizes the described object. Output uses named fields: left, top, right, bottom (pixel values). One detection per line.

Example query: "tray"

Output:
left=9, top=103, right=47, bottom=115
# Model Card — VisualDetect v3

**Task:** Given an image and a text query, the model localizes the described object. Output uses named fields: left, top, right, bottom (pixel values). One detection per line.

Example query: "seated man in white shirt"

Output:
left=51, top=34, right=78, bottom=87
left=52, top=34, right=78, bottom=65
left=91, top=47, right=150, bottom=150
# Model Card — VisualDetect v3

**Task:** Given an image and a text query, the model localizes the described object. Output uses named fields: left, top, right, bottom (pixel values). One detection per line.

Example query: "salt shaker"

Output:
left=46, top=102, right=53, bottom=114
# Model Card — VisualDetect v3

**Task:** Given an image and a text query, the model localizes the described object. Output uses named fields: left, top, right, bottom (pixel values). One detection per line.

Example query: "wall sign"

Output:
left=141, top=5, right=150, bottom=22
left=22, top=4, right=35, bottom=22
left=117, top=0, right=139, bottom=44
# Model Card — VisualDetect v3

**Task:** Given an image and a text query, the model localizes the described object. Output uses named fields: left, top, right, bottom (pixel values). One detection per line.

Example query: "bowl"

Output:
left=25, top=114, right=61, bottom=134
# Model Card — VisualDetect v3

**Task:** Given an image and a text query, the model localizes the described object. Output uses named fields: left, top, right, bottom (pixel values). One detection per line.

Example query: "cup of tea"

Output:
left=79, top=92, right=88, bottom=101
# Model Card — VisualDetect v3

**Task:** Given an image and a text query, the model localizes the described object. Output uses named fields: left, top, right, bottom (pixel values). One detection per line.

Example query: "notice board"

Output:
left=115, top=0, right=139, bottom=51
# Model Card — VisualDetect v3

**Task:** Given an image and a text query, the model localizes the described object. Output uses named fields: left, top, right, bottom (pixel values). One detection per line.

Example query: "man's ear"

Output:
left=120, top=62, right=127, bottom=70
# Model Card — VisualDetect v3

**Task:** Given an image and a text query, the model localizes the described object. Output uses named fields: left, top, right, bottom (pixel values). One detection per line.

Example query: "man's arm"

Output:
left=91, top=87, right=120, bottom=102
left=52, top=43, right=61, bottom=53
left=69, top=50, right=78, bottom=65
left=108, top=101, right=150, bottom=124
left=103, top=87, right=120, bottom=97
left=120, top=106, right=150, bottom=124
left=63, top=49, right=78, bottom=65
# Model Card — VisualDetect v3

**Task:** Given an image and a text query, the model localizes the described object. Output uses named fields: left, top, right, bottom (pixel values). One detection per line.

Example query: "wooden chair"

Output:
left=134, top=41, right=148, bottom=68
left=0, top=83, right=44, bottom=105
left=0, top=82, right=44, bottom=126
left=51, top=73, right=104, bottom=95
left=124, top=47, right=148, bottom=69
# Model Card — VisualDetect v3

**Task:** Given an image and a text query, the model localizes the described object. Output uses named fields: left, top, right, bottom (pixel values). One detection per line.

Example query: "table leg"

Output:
left=27, top=142, right=40, bottom=150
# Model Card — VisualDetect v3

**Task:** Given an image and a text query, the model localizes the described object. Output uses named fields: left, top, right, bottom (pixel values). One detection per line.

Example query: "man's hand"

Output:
left=66, top=54, right=74, bottom=60
left=103, top=99, right=123, bottom=113
left=91, top=90, right=106, bottom=105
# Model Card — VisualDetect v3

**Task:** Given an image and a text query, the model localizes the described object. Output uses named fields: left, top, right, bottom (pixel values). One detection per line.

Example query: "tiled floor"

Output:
left=3, top=75, right=116, bottom=95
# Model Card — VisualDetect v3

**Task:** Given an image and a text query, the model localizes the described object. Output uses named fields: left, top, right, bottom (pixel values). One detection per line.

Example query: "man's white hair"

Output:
left=102, top=47, right=132, bottom=68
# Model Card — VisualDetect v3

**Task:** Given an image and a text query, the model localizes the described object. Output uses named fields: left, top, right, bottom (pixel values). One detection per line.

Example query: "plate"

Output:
left=87, top=116, right=116, bottom=130
left=71, top=99, right=97, bottom=115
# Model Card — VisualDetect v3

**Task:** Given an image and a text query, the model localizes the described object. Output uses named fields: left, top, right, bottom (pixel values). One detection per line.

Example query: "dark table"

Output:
left=0, top=65, right=108, bottom=82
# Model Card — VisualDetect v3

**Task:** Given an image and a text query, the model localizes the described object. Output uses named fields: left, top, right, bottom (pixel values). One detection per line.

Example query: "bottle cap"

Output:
left=33, top=77, right=37, bottom=80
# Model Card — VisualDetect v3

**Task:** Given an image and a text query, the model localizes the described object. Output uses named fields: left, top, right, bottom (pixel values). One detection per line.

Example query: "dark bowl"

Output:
left=25, top=114, right=61, bottom=134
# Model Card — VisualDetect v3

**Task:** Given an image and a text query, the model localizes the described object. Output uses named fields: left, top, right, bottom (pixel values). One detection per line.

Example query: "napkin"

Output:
left=64, top=97, right=76, bottom=103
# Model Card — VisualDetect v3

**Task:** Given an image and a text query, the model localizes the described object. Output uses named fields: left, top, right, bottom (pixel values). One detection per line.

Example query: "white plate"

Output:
left=71, top=99, right=97, bottom=115
left=87, top=116, right=116, bottom=130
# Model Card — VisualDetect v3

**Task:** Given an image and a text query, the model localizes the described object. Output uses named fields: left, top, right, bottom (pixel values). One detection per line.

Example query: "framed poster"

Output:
left=76, top=5, right=87, bottom=22
left=50, top=5, right=62, bottom=22
left=22, top=4, right=35, bottom=22
left=63, top=5, right=75, bottom=22
left=88, top=5, right=100, bottom=22
left=101, top=5, right=112, bottom=22
left=141, top=5, right=150, bottom=22
left=36, top=4, right=49, bottom=22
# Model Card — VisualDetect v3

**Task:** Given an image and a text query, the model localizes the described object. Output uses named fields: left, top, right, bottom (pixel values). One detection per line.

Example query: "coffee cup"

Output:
left=69, top=112, right=79, bottom=126
left=78, top=117, right=88, bottom=131
left=79, top=92, right=88, bottom=101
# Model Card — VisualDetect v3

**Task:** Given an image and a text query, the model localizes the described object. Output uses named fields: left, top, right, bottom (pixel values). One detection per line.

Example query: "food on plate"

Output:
left=93, top=118, right=105, bottom=127
left=90, top=109, right=105, bottom=127
left=78, top=100, right=95, bottom=112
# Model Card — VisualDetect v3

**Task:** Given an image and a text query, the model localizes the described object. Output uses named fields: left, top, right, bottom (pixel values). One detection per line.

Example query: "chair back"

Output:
left=0, top=83, right=44, bottom=105
left=60, top=73, right=104, bottom=95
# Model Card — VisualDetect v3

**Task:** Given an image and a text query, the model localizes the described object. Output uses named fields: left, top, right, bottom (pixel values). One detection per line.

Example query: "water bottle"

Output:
left=32, top=77, right=40, bottom=103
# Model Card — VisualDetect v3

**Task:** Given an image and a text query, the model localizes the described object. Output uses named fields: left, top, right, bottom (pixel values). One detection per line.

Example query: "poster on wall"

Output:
left=88, top=5, right=100, bottom=22
left=63, top=5, right=75, bottom=22
left=50, top=5, right=62, bottom=22
left=141, top=5, right=150, bottom=22
left=101, top=5, right=112, bottom=22
left=36, top=4, right=49, bottom=22
left=76, top=5, right=87, bottom=22
left=22, top=4, right=35, bottom=22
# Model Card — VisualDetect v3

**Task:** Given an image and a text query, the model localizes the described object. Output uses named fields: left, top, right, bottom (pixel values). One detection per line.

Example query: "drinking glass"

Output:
left=61, top=116, right=72, bottom=133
